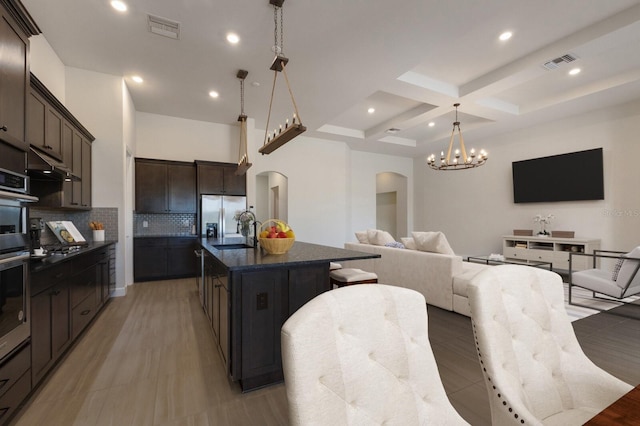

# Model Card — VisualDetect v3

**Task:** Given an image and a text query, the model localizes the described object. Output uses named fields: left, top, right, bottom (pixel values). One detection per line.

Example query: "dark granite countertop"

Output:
left=200, top=238, right=380, bottom=271
left=30, top=241, right=117, bottom=273
left=133, top=234, right=198, bottom=238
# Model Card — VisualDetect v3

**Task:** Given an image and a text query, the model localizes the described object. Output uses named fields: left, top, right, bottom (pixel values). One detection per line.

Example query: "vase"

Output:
left=240, top=224, right=250, bottom=237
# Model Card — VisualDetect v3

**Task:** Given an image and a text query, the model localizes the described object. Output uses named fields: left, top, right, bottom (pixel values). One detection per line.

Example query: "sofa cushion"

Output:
left=401, top=237, right=417, bottom=250
left=614, top=246, right=640, bottom=289
left=412, top=231, right=454, bottom=255
left=367, top=229, right=396, bottom=246
left=355, top=230, right=370, bottom=244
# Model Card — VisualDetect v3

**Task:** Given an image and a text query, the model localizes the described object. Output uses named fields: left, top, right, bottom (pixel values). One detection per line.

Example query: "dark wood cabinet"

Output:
left=0, top=341, right=31, bottom=425
left=28, top=74, right=95, bottom=210
left=196, top=160, right=246, bottom=196
left=30, top=245, right=112, bottom=389
left=0, top=1, right=36, bottom=151
left=203, top=252, right=230, bottom=366
left=134, top=237, right=198, bottom=282
left=135, top=159, right=196, bottom=213
left=80, top=138, right=91, bottom=208
left=26, top=89, right=63, bottom=161
left=30, top=261, right=72, bottom=385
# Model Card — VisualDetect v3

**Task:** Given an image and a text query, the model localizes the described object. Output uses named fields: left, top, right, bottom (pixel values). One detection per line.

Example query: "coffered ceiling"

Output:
left=22, top=0, right=640, bottom=158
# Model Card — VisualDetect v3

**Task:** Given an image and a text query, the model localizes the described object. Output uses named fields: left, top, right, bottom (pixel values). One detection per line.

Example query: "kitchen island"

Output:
left=199, top=239, right=380, bottom=391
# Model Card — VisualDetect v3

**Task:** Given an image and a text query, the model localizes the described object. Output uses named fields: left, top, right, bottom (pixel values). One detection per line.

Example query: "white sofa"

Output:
left=344, top=242, right=488, bottom=315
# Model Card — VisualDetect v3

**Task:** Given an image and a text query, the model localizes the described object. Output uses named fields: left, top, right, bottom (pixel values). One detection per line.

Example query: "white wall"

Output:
left=414, top=99, right=640, bottom=256
left=122, top=81, right=136, bottom=288
left=28, top=35, right=65, bottom=102
left=65, top=67, right=127, bottom=293
left=135, top=112, right=238, bottom=163
left=349, top=152, right=414, bottom=244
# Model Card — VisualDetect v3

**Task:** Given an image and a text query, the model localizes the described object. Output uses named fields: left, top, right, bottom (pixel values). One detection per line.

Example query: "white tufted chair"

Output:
left=281, top=284, right=469, bottom=426
left=468, top=265, right=632, bottom=425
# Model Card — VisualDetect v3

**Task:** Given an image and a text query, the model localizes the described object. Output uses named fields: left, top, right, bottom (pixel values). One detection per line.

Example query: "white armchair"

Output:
left=467, top=265, right=632, bottom=425
left=569, top=246, right=640, bottom=308
left=281, top=284, right=469, bottom=426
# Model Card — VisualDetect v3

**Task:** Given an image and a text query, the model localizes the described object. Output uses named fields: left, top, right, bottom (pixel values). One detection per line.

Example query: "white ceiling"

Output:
left=22, top=0, right=640, bottom=158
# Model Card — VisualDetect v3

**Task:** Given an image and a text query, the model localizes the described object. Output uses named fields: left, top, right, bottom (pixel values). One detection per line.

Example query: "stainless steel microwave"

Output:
left=0, top=167, right=28, bottom=194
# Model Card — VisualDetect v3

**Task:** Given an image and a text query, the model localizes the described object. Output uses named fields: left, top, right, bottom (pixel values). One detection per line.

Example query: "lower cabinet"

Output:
left=30, top=245, right=113, bottom=388
left=0, top=342, right=31, bottom=425
left=134, top=237, right=198, bottom=282
left=231, top=263, right=328, bottom=391
left=203, top=252, right=229, bottom=366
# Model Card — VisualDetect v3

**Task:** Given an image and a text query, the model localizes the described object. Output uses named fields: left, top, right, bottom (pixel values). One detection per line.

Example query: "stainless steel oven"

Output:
left=0, top=251, right=30, bottom=360
left=0, top=187, right=37, bottom=360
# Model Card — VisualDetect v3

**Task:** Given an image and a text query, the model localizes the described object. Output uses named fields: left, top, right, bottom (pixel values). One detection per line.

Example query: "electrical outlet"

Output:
left=257, top=293, right=268, bottom=310
left=143, top=221, right=148, bottom=228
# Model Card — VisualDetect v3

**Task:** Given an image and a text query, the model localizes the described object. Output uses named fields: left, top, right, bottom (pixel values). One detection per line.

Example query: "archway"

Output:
left=255, top=171, right=288, bottom=223
left=376, top=172, right=408, bottom=239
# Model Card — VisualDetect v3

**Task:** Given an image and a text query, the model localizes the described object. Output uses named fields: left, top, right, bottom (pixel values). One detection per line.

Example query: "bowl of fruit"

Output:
left=258, top=219, right=295, bottom=254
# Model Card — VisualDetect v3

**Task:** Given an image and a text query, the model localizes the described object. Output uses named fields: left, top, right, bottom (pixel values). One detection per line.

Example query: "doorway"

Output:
left=376, top=172, right=408, bottom=239
left=255, top=171, right=288, bottom=223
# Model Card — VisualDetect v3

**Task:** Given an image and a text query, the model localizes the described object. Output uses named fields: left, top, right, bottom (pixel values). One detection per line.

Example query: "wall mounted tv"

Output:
left=512, top=148, right=604, bottom=203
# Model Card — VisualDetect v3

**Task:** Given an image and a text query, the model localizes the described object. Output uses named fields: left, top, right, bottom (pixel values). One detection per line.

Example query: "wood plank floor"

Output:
left=11, top=279, right=640, bottom=425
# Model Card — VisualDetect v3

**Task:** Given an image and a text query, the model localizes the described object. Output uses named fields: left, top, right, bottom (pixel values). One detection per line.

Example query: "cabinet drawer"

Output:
left=504, top=247, right=527, bottom=259
left=134, top=238, right=168, bottom=248
left=72, top=293, right=97, bottom=340
left=0, top=344, right=30, bottom=399
left=528, top=249, right=555, bottom=263
left=0, top=368, right=31, bottom=424
left=31, top=263, right=71, bottom=296
left=70, top=266, right=96, bottom=308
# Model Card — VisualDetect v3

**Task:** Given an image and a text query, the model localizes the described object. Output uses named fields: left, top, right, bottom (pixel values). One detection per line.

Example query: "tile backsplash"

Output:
left=30, top=207, right=118, bottom=245
left=133, top=213, right=196, bottom=236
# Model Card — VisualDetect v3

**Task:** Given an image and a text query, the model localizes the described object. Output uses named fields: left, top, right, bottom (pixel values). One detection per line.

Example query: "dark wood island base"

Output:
left=199, top=239, right=379, bottom=392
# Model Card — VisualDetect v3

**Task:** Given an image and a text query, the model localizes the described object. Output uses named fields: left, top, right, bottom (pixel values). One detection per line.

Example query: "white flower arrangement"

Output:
left=533, top=213, right=554, bottom=235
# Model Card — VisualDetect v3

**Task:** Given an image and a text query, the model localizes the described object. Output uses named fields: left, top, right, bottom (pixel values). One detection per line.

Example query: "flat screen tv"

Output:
left=512, top=148, right=604, bottom=203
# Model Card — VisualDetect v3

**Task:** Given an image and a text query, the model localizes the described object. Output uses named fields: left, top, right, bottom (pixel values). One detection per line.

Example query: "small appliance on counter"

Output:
left=29, top=217, right=44, bottom=252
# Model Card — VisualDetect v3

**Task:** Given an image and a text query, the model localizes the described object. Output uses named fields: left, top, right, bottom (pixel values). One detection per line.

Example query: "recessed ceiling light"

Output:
left=226, top=33, right=240, bottom=44
left=110, top=1, right=127, bottom=12
left=569, top=68, right=581, bottom=76
left=428, top=122, right=435, bottom=127
left=367, top=107, right=375, bottom=114
left=499, top=31, right=512, bottom=41
left=131, top=75, right=143, bottom=83
left=209, top=91, right=219, bottom=98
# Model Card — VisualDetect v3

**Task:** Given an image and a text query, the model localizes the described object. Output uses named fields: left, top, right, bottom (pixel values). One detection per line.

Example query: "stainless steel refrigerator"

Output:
left=200, top=195, right=247, bottom=238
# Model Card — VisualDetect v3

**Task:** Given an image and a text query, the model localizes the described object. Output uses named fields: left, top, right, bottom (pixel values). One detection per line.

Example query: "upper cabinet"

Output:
left=135, top=158, right=196, bottom=213
left=196, top=160, right=246, bottom=196
left=0, top=0, right=40, bottom=151
left=28, top=74, right=95, bottom=210
left=27, top=89, right=63, bottom=160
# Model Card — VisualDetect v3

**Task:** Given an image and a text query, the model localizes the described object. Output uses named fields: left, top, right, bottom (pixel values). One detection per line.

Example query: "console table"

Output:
left=502, top=235, right=600, bottom=271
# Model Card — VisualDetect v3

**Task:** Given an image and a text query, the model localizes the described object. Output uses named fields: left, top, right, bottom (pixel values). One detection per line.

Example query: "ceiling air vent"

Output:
left=542, top=53, right=578, bottom=70
left=147, top=14, right=181, bottom=40
left=385, top=128, right=401, bottom=134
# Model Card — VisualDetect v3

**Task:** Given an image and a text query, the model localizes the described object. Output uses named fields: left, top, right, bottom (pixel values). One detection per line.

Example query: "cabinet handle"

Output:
left=80, top=309, right=91, bottom=316
left=214, top=284, right=222, bottom=288
left=70, top=202, right=79, bottom=205
left=51, top=289, right=61, bottom=296
left=0, top=125, right=6, bottom=132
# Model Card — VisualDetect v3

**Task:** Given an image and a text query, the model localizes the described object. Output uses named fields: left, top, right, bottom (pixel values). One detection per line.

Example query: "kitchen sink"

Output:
left=213, top=244, right=254, bottom=250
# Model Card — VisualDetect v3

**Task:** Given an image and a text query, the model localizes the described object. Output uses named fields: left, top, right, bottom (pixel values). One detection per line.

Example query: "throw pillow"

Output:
left=355, top=231, right=369, bottom=244
left=411, top=231, right=455, bottom=255
left=384, top=241, right=405, bottom=249
left=366, top=229, right=396, bottom=246
left=613, top=246, right=640, bottom=289
left=611, top=257, right=625, bottom=281
left=401, top=237, right=417, bottom=250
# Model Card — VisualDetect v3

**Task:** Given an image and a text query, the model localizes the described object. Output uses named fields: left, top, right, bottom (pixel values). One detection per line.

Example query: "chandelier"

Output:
left=258, top=0, right=306, bottom=155
left=235, top=69, right=252, bottom=175
left=427, top=103, right=487, bottom=170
